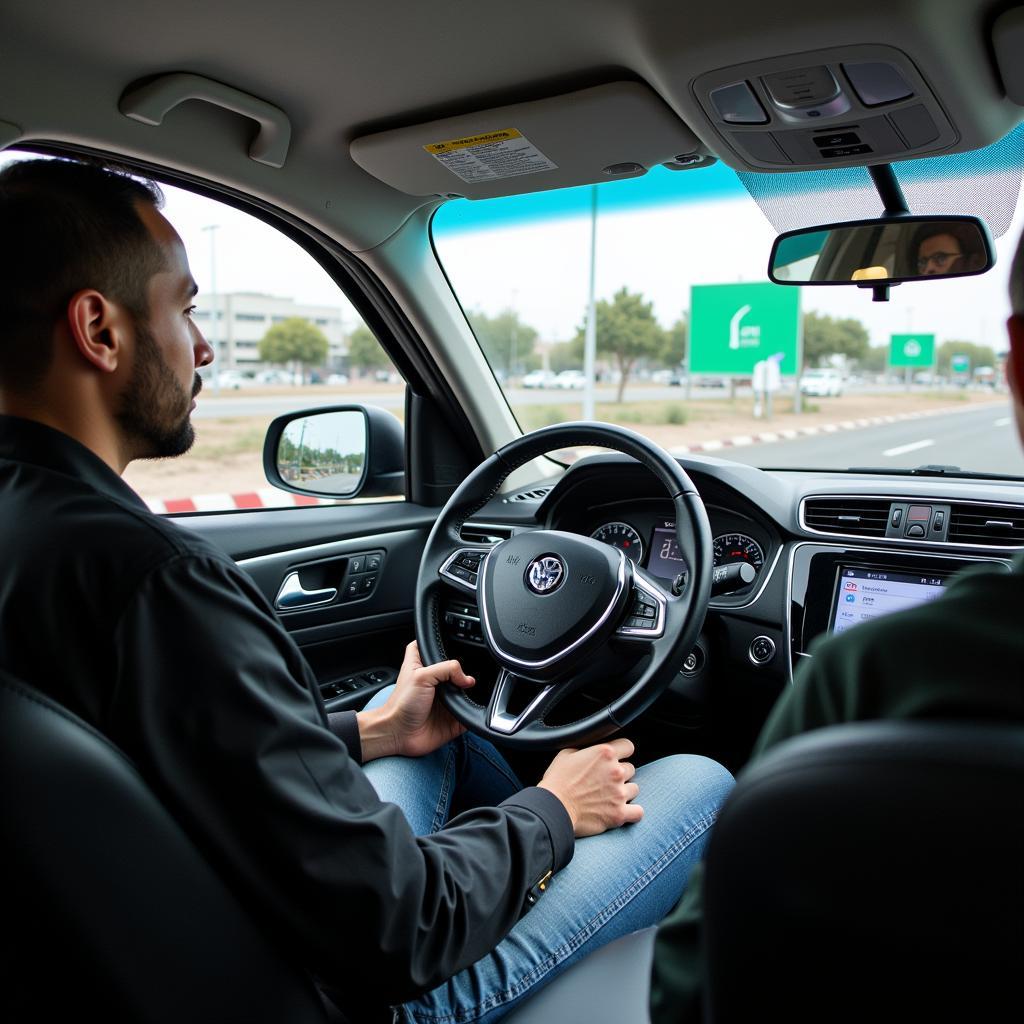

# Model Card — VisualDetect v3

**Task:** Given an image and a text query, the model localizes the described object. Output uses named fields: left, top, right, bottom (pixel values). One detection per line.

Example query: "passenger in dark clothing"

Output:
left=650, top=223, right=1024, bottom=1022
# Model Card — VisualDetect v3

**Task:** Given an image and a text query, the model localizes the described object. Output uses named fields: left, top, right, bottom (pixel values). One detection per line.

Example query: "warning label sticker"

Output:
left=424, top=128, right=558, bottom=184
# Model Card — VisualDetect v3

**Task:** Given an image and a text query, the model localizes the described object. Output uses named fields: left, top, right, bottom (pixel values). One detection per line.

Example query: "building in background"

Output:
left=193, top=292, right=347, bottom=371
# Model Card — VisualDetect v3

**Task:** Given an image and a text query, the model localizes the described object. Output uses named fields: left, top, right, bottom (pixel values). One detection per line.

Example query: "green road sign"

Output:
left=690, top=283, right=801, bottom=375
left=951, top=353, right=971, bottom=374
left=890, top=333, right=935, bottom=368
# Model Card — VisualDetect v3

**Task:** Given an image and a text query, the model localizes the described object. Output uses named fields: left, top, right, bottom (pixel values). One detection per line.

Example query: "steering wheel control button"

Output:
left=616, top=576, right=667, bottom=641
left=365, top=553, right=382, bottom=572
left=749, top=635, right=777, bottom=666
left=440, top=548, right=489, bottom=591
left=348, top=555, right=365, bottom=574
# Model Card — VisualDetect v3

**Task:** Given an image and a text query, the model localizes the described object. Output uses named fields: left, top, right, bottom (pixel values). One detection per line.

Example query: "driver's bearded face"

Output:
left=116, top=314, right=202, bottom=460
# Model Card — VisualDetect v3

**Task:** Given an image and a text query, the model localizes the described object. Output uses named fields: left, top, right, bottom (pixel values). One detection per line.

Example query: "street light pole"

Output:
left=202, top=224, right=221, bottom=393
left=583, top=185, right=598, bottom=421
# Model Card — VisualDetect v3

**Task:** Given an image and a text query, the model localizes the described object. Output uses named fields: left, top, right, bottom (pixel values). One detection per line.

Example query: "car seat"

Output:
left=700, top=721, right=1024, bottom=1023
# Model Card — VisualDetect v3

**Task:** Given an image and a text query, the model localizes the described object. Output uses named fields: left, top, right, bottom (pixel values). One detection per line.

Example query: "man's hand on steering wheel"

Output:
left=356, top=641, right=476, bottom=762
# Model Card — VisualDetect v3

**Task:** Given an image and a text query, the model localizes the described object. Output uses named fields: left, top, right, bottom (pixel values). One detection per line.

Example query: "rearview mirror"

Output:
left=263, top=405, right=404, bottom=499
left=768, top=215, right=994, bottom=286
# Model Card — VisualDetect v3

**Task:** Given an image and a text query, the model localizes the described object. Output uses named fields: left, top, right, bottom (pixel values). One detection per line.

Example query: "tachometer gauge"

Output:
left=712, top=533, right=765, bottom=576
left=590, top=522, right=643, bottom=564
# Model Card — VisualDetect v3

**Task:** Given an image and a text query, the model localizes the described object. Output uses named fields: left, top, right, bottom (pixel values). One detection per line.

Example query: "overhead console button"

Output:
left=762, top=66, right=839, bottom=108
left=710, top=82, right=768, bottom=124
left=842, top=61, right=914, bottom=107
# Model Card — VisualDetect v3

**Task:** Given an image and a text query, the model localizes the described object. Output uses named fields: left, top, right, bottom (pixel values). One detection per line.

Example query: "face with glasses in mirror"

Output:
left=912, top=223, right=985, bottom=276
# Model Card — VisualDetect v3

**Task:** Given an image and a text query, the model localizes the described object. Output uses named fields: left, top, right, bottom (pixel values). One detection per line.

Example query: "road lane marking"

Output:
left=882, top=439, right=935, bottom=457
left=995, top=417, right=1011, bottom=427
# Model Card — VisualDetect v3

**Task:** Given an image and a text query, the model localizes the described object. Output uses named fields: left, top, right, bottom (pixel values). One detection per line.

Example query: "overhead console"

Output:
left=692, top=44, right=958, bottom=171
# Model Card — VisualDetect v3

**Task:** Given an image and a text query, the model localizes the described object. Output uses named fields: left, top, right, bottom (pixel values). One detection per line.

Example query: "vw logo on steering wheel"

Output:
left=525, top=555, right=565, bottom=594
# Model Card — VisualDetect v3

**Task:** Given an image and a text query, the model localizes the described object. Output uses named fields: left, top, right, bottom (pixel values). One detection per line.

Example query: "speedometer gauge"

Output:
left=713, top=533, right=765, bottom=575
left=590, top=522, right=643, bottom=564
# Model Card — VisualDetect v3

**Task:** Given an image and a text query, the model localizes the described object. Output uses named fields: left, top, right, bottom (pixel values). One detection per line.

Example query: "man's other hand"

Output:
left=538, top=739, right=643, bottom=837
left=357, top=641, right=475, bottom=762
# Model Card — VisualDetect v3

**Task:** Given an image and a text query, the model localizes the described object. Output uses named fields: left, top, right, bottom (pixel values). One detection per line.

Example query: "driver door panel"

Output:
left=177, top=503, right=440, bottom=706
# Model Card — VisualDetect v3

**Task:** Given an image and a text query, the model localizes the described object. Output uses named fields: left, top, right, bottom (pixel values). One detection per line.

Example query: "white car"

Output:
left=522, top=370, right=559, bottom=389
left=555, top=370, right=586, bottom=390
left=800, top=368, right=844, bottom=397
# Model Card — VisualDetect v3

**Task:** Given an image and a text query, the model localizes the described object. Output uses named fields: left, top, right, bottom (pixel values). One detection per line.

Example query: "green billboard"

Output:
left=690, top=283, right=801, bottom=375
left=890, top=333, right=935, bottom=368
left=951, top=353, right=971, bottom=374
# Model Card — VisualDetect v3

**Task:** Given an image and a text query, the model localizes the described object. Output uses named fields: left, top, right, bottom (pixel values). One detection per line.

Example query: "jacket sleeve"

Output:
left=110, top=551, right=572, bottom=1007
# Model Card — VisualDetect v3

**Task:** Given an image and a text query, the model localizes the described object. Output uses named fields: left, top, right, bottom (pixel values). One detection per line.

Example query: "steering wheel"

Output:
left=415, top=422, right=712, bottom=749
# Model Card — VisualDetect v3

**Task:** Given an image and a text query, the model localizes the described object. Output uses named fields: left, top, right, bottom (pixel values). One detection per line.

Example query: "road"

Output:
left=194, top=387, right=1024, bottom=479
left=718, top=403, right=1024, bottom=476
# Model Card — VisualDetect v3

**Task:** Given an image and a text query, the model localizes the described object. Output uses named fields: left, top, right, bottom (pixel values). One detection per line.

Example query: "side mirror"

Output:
left=262, top=405, right=404, bottom=500
left=768, top=215, right=994, bottom=286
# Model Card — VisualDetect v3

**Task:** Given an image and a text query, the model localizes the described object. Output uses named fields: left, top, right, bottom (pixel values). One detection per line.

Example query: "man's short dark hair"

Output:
left=0, top=158, right=166, bottom=392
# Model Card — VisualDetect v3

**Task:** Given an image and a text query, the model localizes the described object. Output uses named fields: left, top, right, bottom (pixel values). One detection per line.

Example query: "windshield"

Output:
left=432, top=127, right=1024, bottom=479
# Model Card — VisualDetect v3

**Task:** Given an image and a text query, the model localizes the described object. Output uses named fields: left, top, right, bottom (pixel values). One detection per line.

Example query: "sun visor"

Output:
left=350, top=82, right=703, bottom=200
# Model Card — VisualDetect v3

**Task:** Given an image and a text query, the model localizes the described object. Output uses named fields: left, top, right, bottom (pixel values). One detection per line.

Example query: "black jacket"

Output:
left=0, top=415, right=573, bottom=1013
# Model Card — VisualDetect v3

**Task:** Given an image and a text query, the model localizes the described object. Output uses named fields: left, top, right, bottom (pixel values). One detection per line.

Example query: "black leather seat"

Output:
left=700, top=721, right=1024, bottom=1023
left=0, top=670, right=330, bottom=1023
left=0, top=670, right=656, bottom=1022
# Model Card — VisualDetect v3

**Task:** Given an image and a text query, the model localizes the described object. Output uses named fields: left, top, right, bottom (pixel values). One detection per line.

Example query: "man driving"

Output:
left=0, top=157, right=733, bottom=1024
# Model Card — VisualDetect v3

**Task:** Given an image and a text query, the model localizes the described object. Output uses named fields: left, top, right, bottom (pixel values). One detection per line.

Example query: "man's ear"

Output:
left=65, top=289, right=130, bottom=374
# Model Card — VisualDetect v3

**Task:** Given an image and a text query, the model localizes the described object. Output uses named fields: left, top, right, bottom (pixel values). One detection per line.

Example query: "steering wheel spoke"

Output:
left=486, top=669, right=562, bottom=735
left=438, top=547, right=488, bottom=592
left=615, top=567, right=668, bottom=642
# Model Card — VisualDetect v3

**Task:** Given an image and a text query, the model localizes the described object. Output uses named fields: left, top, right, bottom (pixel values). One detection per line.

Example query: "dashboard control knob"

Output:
left=748, top=635, right=776, bottom=665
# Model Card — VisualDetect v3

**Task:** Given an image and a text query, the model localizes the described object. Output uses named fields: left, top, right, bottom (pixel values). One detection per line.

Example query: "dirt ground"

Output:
left=123, top=388, right=1006, bottom=506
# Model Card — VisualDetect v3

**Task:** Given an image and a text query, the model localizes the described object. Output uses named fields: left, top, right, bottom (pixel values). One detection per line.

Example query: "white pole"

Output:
left=202, top=224, right=221, bottom=393
left=582, top=186, right=598, bottom=421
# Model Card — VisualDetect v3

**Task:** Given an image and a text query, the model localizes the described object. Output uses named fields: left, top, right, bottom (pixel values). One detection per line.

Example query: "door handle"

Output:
left=275, top=572, right=337, bottom=610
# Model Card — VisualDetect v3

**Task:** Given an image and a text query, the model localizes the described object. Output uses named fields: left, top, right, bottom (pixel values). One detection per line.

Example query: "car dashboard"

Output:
left=441, top=452, right=1023, bottom=767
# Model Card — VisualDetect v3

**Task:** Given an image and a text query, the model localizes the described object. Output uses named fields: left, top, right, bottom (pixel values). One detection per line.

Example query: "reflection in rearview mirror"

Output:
left=276, top=410, right=366, bottom=497
left=769, top=216, right=994, bottom=286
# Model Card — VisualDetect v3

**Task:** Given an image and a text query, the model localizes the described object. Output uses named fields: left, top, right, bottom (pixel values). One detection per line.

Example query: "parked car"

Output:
left=800, top=368, right=844, bottom=397
left=555, top=369, right=586, bottom=390
left=522, top=369, right=559, bottom=389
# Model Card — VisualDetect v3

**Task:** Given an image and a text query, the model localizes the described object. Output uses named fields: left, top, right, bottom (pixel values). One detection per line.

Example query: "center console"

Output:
left=788, top=542, right=1011, bottom=673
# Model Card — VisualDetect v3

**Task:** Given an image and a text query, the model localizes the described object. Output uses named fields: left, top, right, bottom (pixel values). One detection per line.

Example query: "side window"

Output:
left=124, top=181, right=403, bottom=513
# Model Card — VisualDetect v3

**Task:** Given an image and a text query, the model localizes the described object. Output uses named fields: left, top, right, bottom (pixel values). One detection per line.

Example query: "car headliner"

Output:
left=2, top=0, right=1020, bottom=253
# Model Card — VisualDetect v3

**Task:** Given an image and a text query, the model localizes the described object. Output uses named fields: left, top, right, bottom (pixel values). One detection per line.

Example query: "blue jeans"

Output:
left=361, top=686, right=733, bottom=1024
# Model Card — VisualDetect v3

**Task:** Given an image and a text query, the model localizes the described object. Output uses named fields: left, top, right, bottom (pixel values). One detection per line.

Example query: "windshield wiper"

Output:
left=843, top=464, right=1024, bottom=482
left=758, top=464, right=1024, bottom=482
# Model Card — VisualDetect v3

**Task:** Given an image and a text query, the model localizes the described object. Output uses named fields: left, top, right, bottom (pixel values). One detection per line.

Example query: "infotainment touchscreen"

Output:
left=830, top=566, right=947, bottom=634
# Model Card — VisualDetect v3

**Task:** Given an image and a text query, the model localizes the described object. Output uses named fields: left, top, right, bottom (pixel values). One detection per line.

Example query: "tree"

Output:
left=662, top=316, right=688, bottom=368
left=548, top=338, right=583, bottom=373
left=936, top=339, right=998, bottom=377
left=466, top=308, right=540, bottom=378
left=576, top=287, right=666, bottom=401
left=857, top=345, right=888, bottom=374
left=803, top=312, right=869, bottom=367
left=258, top=317, right=329, bottom=383
left=347, top=324, right=390, bottom=376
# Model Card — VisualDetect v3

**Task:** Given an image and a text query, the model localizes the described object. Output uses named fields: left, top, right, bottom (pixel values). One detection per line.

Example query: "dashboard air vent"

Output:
left=507, top=485, right=553, bottom=502
left=947, top=504, right=1024, bottom=546
left=459, top=523, right=514, bottom=544
left=803, top=498, right=890, bottom=537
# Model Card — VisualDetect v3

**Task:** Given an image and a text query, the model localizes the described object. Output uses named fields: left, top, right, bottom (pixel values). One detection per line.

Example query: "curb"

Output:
left=144, top=490, right=334, bottom=514
left=146, top=402, right=989, bottom=512
left=670, top=402, right=984, bottom=456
